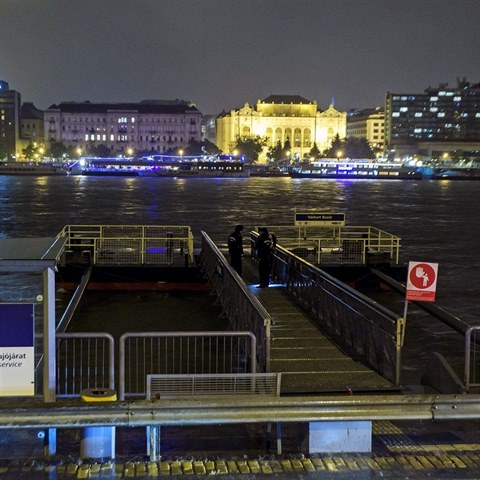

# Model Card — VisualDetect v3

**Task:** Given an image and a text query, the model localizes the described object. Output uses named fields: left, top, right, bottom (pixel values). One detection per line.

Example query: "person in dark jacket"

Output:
left=228, top=224, right=244, bottom=276
left=254, top=227, right=276, bottom=287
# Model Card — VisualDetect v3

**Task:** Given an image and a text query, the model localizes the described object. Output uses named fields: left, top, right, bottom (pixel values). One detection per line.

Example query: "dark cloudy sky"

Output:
left=1, top=0, right=479, bottom=114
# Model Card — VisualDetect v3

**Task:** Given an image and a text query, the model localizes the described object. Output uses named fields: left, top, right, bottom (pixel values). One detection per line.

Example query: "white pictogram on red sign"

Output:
left=406, top=261, right=438, bottom=302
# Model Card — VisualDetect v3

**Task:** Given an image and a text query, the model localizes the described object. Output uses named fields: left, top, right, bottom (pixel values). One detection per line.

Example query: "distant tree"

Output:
left=233, top=135, right=267, bottom=163
left=267, top=140, right=284, bottom=162
left=322, top=136, right=375, bottom=159
left=185, top=139, right=221, bottom=156
left=308, top=143, right=320, bottom=159
left=22, top=144, right=37, bottom=160
left=48, top=141, right=67, bottom=159
left=88, top=144, right=111, bottom=157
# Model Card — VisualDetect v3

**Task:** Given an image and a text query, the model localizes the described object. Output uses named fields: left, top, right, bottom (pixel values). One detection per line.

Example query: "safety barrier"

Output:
left=57, top=224, right=195, bottom=265
left=464, top=326, right=480, bottom=392
left=249, top=232, right=403, bottom=385
left=199, top=231, right=272, bottom=372
left=118, top=332, right=257, bottom=400
left=256, top=225, right=401, bottom=266
left=34, top=332, right=115, bottom=397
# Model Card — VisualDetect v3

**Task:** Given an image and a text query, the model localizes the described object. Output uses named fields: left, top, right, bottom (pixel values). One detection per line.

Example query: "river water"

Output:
left=0, top=175, right=479, bottom=382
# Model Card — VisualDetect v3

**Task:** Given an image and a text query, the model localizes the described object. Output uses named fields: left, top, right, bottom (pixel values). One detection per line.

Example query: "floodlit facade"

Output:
left=347, top=107, right=385, bottom=151
left=216, top=95, right=347, bottom=162
left=44, top=100, right=203, bottom=156
left=385, top=79, right=480, bottom=160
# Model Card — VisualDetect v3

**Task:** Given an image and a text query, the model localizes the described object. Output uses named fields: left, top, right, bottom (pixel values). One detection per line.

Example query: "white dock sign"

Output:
left=0, top=304, right=35, bottom=396
left=406, top=262, right=439, bottom=302
left=295, top=213, right=345, bottom=227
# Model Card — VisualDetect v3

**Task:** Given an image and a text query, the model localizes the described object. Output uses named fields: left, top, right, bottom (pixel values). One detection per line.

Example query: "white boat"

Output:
left=290, top=159, right=422, bottom=179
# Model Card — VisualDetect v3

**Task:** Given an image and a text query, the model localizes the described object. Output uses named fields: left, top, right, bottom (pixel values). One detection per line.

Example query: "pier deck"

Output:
left=241, top=257, right=395, bottom=394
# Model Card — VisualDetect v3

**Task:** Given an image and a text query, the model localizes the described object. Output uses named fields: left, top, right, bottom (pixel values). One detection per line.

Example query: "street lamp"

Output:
left=336, top=150, right=343, bottom=160
left=126, top=147, right=134, bottom=157
left=178, top=148, right=184, bottom=157
left=76, top=147, right=82, bottom=157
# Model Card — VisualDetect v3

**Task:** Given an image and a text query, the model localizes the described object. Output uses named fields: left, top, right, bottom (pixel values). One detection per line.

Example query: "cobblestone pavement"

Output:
left=1, top=420, right=480, bottom=478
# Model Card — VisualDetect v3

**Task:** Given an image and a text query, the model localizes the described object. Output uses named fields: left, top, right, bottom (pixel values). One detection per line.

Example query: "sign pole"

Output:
left=401, top=300, right=409, bottom=348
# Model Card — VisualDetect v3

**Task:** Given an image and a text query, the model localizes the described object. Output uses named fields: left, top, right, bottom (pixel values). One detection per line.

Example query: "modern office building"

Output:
left=44, top=100, right=203, bottom=156
left=346, top=107, right=385, bottom=152
left=216, top=95, right=347, bottom=162
left=0, top=80, right=22, bottom=160
left=385, top=79, right=480, bottom=160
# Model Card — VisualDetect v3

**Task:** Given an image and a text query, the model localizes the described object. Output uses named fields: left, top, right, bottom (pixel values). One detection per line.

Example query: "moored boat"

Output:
left=77, top=155, right=249, bottom=178
left=290, top=159, right=422, bottom=179
left=0, top=162, right=68, bottom=176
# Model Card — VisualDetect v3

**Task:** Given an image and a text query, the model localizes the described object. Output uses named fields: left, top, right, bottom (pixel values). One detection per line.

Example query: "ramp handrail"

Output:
left=465, top=326, right=480, bottom=392
left=250, top=231, right=403, bottom=385
left=199, top=231, right=273, bottom=373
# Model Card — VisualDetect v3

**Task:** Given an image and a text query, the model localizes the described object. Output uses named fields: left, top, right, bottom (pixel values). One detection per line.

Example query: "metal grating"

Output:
left=146, top=373, right=281, bottom=399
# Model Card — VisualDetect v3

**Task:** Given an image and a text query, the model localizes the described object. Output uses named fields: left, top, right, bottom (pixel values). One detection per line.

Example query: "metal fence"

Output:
left=255, top=225, right=401, bottom=266
left=199, top=231, right=272, bottom=372
left=465, top=326, right=480, bottom=392
left=57, top=224, right=194, bottom=266
left=146, top=373, right=281, bottom=399
left=34, top=333, right=115, bottom=397
left=251, top=232, right=403, bottom=385
left=119, top=332, right=257, bottom=400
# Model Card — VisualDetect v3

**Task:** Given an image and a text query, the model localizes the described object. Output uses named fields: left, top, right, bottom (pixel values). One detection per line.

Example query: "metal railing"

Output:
left=465, top=326, right=480, bottom=392
left=57, top=224, right=195, bottom=265
left=250, top=232, right=403, bottom=385
left=199, top=231, right=272, bottom=372
left=34, top=332, right=115, bottom=397
left=146, top=373, right=281, bottom=399
left=119, top=332, right=257, bottom=400
left=256, top=225, right=401, bottom=266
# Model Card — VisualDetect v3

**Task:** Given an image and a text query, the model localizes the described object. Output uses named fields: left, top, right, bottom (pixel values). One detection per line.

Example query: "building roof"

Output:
left=21, top=102, right=44, bottom=120
left=0, top=237, right=66, bottom=273
left=260, top=95, right=313, bottom=104
left=47, top=101, right=201, bottom=115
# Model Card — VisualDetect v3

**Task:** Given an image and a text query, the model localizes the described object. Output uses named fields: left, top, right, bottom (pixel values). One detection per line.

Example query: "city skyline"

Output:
left=1, top=0, right=479, bottom=114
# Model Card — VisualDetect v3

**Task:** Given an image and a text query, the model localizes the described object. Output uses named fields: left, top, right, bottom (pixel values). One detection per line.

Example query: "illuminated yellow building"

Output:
left=216, top=95, right=346, bottom=162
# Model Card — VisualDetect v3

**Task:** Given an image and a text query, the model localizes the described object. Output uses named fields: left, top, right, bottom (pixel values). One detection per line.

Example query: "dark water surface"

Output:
left=1, top=175, right=479, bottom=382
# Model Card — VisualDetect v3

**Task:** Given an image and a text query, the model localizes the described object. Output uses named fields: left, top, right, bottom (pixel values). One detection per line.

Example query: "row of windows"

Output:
left=80, top=134, right=186, bottom=143
left=49, top=116, right=198, bottom=124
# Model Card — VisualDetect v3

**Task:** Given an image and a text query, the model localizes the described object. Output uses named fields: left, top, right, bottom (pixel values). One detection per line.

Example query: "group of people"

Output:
left=227, top=224, right=276, bottom=288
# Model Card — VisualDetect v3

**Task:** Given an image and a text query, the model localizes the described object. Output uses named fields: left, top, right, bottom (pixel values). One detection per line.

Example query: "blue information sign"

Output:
left=0, top=303, right=35, bottom=396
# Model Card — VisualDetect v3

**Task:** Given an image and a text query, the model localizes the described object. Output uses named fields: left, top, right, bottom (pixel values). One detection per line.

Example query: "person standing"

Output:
left=228, top=224, right=244, bottom=276
left=254, top=227, right=276, bottom=288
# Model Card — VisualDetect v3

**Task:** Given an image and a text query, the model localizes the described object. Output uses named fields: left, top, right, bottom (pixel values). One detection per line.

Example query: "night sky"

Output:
left=1, top=0, right=479, bottom=114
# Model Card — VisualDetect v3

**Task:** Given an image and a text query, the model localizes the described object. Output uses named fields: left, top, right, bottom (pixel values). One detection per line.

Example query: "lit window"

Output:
left=131, top=117, right=135, bottom=123
left=437, top=112, right=445, bottom=117
left=430, top=96, right=438, bottom=102
left=90, top=134, right=95, bottom=141
left=392, top=112, right=400, bottom=117
left=439, top=91, right=446, bottom=96
left=430, top=107, right=438, bottom=112
left=85, top=134, right=89, bottom=141
left=454, top=96, right=461, bottom=102
left=414, top=128, right=422, bottom=133
left=415, top=113, right=423, bottom=117
left=400, top=107, right=408, bottom=112
left=110, top=134, right=114, bottom=141
left=102, top=135, right=106, bottom=141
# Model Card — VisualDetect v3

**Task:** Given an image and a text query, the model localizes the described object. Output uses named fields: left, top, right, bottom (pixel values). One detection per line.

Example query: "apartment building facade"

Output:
left=44, top=100, right=203, bottom=156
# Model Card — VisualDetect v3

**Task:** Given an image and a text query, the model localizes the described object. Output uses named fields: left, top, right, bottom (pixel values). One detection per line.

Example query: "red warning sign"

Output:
left=406, top=261, right=438, bottom=302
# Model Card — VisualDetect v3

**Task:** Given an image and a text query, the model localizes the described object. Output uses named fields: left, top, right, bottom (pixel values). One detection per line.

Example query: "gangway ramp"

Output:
left=241, top=258, right=396, bottom=394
